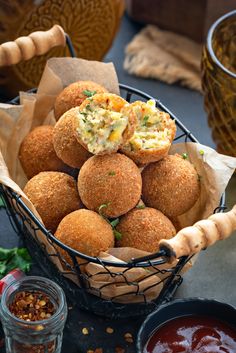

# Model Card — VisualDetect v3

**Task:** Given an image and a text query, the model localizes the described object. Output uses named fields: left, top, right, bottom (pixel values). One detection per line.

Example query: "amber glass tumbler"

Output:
left=202, top=10, right=236, bottom=157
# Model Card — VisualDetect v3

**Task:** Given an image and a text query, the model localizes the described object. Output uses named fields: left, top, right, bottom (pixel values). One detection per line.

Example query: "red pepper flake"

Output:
left=115, top=347, right=125, bottom=353
left=9, top=290, right=55, bottom=322
left=8, top=290, right=56, bottom=353
left=124, top=332, right=133, bottom=343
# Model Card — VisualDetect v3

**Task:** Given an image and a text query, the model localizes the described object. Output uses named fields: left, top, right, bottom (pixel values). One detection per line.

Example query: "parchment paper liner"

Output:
left=0, top=57, right=236, bottom=303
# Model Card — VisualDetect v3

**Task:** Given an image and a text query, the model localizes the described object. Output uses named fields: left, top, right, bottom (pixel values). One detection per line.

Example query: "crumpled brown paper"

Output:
left=0, top=57, right=236, bottom=303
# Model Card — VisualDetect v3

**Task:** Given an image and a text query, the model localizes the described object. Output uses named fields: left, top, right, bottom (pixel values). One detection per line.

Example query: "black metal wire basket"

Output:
left=0, top=32, right=226, bottom=319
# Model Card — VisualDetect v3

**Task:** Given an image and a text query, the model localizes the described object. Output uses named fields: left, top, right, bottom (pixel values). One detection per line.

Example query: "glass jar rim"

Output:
left=0, top=276, right=67, bottom=326
left=207, top=9, right=236, bottom=79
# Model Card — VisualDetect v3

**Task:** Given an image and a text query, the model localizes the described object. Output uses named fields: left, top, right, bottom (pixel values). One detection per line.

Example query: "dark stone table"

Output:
left=0, top=13, right=235, bottom=353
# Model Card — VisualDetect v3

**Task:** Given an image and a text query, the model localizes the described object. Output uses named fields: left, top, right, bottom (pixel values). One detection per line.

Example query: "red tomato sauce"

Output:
left=144, top=315, right=236, bottom=353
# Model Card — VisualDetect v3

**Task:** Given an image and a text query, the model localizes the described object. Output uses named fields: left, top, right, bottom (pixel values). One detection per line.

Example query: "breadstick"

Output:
left=159, top=205, right=236, bottom=262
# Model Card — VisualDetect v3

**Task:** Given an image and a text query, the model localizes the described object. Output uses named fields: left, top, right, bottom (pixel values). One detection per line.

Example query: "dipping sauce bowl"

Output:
left=136, top=298, right=236, bottom=353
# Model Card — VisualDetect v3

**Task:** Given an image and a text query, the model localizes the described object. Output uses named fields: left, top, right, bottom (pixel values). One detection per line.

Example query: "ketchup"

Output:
left=144, top=316, right=236, bottom=353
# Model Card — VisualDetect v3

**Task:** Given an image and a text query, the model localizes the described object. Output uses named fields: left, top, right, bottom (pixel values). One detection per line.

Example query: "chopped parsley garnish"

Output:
left=199, top=149, right=204, bottom=156
left=142, top=115, right=149, bottom=126
left=83, top=90, right=97, bottom=97
left=110, top=218, right=119, bottom=228
left=108, top=171, right=116, bottom=176
left=86, top=104, right=92, bottom=111
left=182, top=153, right=188, bottom=159
left=113, top=229, right=122, bottom=241
left=136, top=204, right=145, bottom=209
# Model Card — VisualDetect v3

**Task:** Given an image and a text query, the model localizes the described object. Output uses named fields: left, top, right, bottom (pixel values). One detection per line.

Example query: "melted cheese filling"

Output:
left=127, top=100, right=170, bottom=151
left=76, top=107, right=128, bottom=154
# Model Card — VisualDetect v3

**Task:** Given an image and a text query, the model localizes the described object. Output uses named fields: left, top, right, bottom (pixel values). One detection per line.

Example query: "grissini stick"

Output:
left=159, top=205, right=236, bottom=262
left=0, top=25, right=65, bottom=67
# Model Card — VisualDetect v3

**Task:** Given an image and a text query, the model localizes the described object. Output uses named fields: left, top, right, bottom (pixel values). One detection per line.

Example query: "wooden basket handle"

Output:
left=0, top=25, right=66, bottom=67
left=159, top=204, right=236, bottom=262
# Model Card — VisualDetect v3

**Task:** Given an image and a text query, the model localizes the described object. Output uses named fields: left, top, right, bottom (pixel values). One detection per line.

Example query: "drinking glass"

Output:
left=201, top=10, right=236, bottom=157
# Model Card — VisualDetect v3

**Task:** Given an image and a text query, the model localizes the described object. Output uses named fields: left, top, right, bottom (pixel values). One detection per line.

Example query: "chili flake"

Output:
left=9, top=290, right=55, bottom=322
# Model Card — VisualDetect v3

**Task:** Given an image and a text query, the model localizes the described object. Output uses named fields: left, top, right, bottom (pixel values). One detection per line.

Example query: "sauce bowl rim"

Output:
left=136, top=297, right=236, bottom=352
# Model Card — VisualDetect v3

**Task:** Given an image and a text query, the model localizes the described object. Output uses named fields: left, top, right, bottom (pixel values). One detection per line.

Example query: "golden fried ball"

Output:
left=54, top=81, right=108, bottom=120
left=120, top=100, right=176, bottom=165
left=24, top=171, right=82, bottom=233
left=19, top=126, right=66, bottom=179
left=53, top=113, right=92, bottom=168
left=78, top=153, right=142, bottom=218
left=116, top=207, right=176, bottom=253
left=142, top=154, right=200, bottom=217
left=55, top=209, right=114, bottom=265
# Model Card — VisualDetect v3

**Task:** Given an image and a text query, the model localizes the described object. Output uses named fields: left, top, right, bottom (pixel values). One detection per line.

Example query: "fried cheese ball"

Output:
left=116, top=207, right=176, bottom=253
left=120, top=100, right=176, bottom=165
left=73, top=93, right=137, bottom=154
left=142, top=154, right=200, bottom=217
left=78, top=153, right=142, bottom=218
left=19, top=126, right=66, bottom=179
left=53, top=113, right=92, bottom=168
left=55, top=209, right=114, bottom=265
left=54, top=80, right=108, bottom=120
left=24, top=172, right=82, bottom=233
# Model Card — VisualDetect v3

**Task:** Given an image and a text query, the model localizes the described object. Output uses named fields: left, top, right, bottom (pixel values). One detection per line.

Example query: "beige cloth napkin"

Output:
left=124, top=25, right=203, bottom=92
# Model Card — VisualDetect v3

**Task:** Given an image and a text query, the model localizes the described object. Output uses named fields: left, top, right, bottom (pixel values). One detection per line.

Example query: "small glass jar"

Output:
left=0, top=276, right=68, bottom=353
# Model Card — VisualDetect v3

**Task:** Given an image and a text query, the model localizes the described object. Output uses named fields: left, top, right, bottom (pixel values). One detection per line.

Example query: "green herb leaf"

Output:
left=142, top=115, right=149, bottom=126
left=113, top=229, right=122, bottom=241
left=110, top=218, right=119, bottom=228
left=83, top=90, right=97, bottom=97
left=0, top=196, right=5, bottom=208
left=199, top=149, right=204, bottom=156
left=136, top=204, right=145, bottom=209
left=86, top=104, right=92, bottom=111
left=182, top=153, right=188, bottom=160
left=108, top=171, right=116, bottom=176
left=0, top=247, right=32, bottom=279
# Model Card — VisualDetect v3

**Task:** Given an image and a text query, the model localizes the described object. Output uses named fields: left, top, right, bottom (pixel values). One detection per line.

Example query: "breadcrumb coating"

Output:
left=55, top=209, right=114, bottom=264
left=142, top=154, right=200, bottom=217
left=116, top=207, right=176, bottom=253
left=53, top=113, right=92, bottom=168
left=19, top=126, right=66, bottom=179
left=24, top=171, right=82, bottom=232
left=54, top=81, right=107, bottom=120
left=78, top=153, right=142, bottom=218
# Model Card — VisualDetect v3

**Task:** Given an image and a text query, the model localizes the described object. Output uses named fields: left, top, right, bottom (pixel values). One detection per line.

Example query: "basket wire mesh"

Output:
left=0, top=36, right=226, bottom=319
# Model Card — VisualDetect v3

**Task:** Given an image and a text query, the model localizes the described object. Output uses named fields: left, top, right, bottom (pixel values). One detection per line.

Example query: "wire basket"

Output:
left=0, top=83, right=226, bottom=319
left=0, top=27, right=226, bottom=319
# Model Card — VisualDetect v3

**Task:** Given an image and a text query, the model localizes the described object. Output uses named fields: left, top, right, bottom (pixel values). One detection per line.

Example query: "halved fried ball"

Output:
left=73, top=93, right=137, bottom=154
left=120, top=100, right=176, bottom=165
left=54, top=81, right=108, bottom=120
left=55, top=209, right=114, bottom=265
left=116, top=207, right=176, bottom=253
left=142, top=154, right=200, bottom=217
left=78, top=153, right=142, bottom=218
left=24, top=171, right=82, bottom=233
left=19, top=126, right=66, bottom=179
left=53, top=113, right=92, bottom=168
